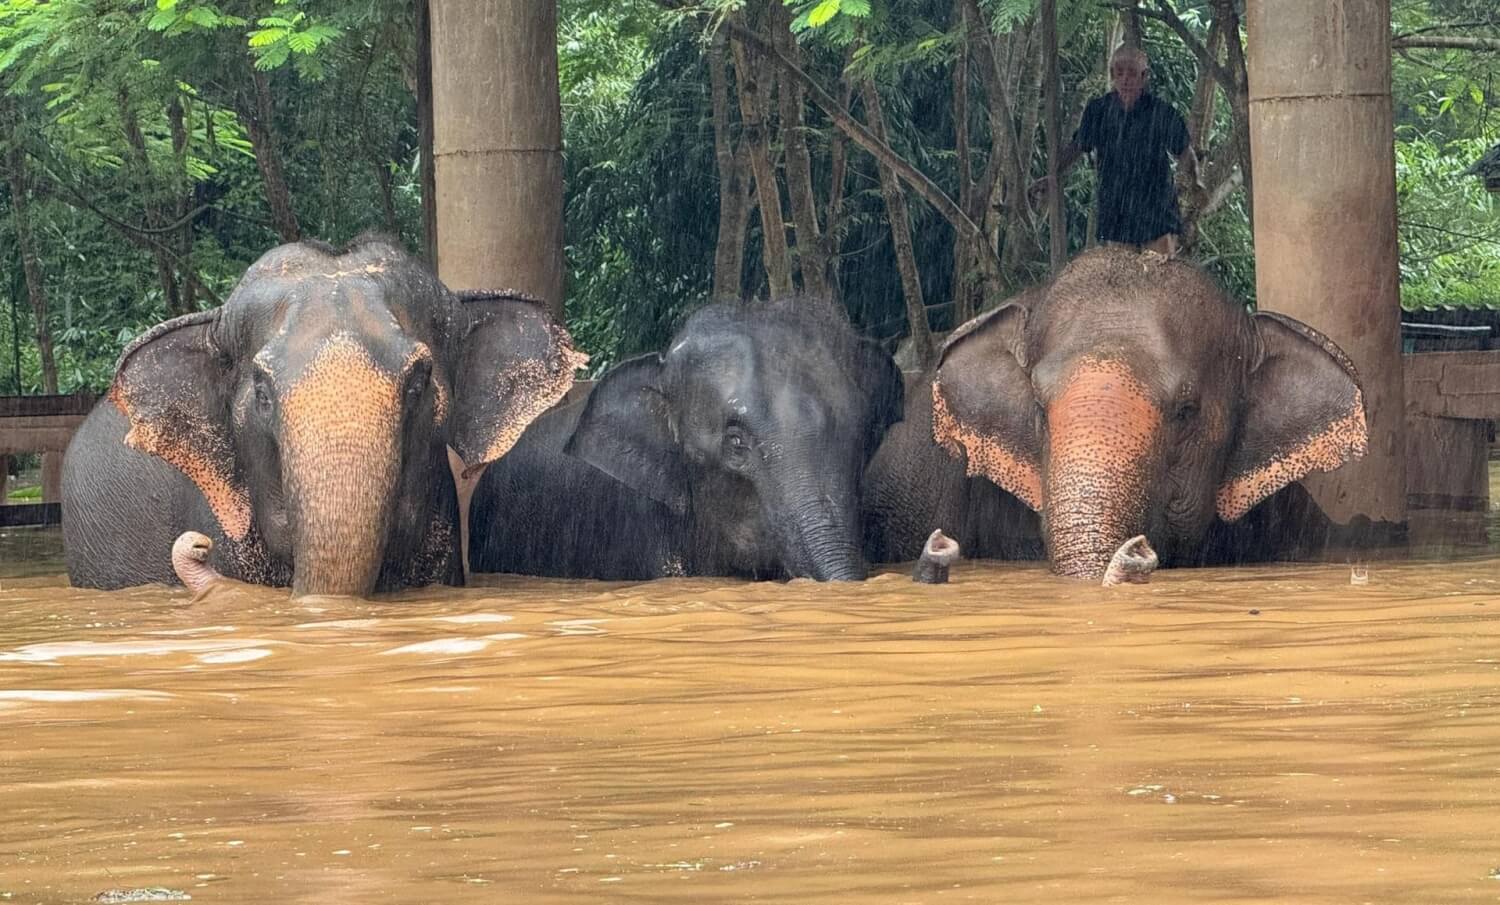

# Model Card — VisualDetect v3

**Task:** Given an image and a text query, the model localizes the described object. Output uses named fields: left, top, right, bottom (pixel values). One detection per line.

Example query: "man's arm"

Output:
left=1029, top=99, right=1094, bottom=204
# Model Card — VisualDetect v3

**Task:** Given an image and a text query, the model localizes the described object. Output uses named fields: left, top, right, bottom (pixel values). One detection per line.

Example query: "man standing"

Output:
left=1033, top=45, right=1203, bottom=255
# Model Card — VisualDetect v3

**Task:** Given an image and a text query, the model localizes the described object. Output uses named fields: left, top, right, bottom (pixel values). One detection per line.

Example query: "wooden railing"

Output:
left=0, top=392, right=96, bottom=527
left=1404, top=350, right=1500, bottom=517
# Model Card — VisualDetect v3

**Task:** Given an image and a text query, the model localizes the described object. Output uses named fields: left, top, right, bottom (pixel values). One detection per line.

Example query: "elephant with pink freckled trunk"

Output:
left=63, top=235, right=583, bottom=597
left=864, top=245, right=1369, bottom=582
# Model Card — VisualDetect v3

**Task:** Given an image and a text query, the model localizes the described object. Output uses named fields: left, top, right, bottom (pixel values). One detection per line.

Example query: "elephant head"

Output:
left=565, top=300, right=904, bottom=581
left=932, top=246, right=1367, bottom=580
left=108, top=236, right=584, bottom=596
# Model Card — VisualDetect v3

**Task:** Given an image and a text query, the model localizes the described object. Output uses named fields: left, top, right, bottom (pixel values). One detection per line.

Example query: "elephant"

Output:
left=864, top=245, right=1369, bottom=581
left=468, top=299, right=905, bottom=581
left=62, top=235, right=585, bottom=597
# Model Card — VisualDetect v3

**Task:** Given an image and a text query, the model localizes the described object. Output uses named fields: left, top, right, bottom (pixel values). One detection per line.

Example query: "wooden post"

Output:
left=1246, top=0, right=1406, bottom=530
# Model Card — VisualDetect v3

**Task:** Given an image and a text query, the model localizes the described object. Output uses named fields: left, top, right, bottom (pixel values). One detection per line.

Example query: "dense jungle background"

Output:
left=0, top=0, right=1496, bottom=399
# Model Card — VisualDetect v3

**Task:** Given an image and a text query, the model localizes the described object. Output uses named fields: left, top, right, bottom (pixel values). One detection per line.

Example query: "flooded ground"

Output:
left=3, top=527, right=1500, bottom=903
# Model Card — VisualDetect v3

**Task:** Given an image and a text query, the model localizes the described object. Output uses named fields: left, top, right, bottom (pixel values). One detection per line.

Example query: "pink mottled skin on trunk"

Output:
left=1044, top=358, right=1162, bottom=580
left=172, top=531, right=223, bottom=594
left=1101, top=535, right=1159, bottom=587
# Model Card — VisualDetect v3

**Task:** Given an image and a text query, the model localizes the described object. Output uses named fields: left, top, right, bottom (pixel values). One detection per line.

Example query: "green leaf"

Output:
left=248, top=28, right=287, bottom=47
left=253, top=42, right=291, bottom=69
left=156, top=0, right=179, bottom=9
left=302, top=24, right=340, bottom=42
left=145, top=9, right=180, bottom=31
left=286, top=31, right=317, bottom=53
left=840, top=0, right=870, bottom=15
left=183, top=7, right=221, bottom=28
left=807, top=0, right=840, bottom=28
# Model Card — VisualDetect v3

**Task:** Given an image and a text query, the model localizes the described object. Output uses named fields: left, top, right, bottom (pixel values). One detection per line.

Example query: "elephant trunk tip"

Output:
left=812, top=558, right=869, bottom=582
left=1101, top=535, right=1159, bottom=587
left=172, top=531, right=224, bottom=594
left=913, top=529, right=961, bottom=584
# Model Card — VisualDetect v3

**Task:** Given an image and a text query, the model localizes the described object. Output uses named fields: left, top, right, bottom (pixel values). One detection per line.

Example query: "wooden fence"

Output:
left=0, top=392, right=95, bottom=527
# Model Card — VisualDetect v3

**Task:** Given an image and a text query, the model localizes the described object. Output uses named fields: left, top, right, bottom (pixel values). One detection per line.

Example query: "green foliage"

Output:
left=1, top=0, right=1497, bottom=402
left=1396, top=131, right=1500, bottom=309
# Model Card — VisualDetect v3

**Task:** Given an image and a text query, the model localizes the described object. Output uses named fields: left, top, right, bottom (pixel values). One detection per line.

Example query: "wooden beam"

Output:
left=0, top=393, right=96, bottom=417
left=0, top=502, right=62, bottom=528
left=1404, top=350, right=1500, bottom=420
left=0, top=414, right=88, bottom=455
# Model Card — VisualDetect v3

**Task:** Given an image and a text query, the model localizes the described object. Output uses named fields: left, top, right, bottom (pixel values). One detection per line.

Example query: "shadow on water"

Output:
left=4, top=519, right=1500, bottom=903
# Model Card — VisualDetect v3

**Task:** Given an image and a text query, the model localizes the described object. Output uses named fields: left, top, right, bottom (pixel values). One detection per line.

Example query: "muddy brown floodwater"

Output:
left=3, top=526, right=1500, bottom=903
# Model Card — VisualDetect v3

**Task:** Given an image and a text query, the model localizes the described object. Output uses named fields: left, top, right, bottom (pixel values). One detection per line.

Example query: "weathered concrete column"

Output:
left=1247, top=0, right=1406, bottom=529
left=429, top=0, right=564, bottom=321
left=430, top=1, right=566, bottom=577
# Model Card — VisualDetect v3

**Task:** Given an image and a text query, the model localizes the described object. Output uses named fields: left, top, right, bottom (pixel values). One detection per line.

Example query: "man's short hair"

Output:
left=1110, top=45, right=1149, bottom=72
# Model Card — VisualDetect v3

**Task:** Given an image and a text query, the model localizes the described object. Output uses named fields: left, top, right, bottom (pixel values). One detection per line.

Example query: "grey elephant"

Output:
left=864, top=245, right=1368, bottom=580
left=468, top=299, right=905, bottom=581
left=63, top=235, right=584, bottom=597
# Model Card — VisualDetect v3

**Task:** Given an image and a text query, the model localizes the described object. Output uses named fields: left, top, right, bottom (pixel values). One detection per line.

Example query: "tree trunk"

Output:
left=820, top=50, right=856, bottom=302
left=952, top=0, right=977, bottom=324
left=729, top=14, right=794, bottom=300
left=1040, top=0, right=1066, bottom=270
left=168, top=97, right=198, bottom=315
left=375, top=159, right=399, bottom=235
left=709, top=34, right=752, bottom=302
left=415, top=0, right=437, bottom=265
left=772, top=3, right=830, bottom=301
left=862, top=80, right=933, bottom=367
left=1189, top=15, right=1226, bottom=149
left=715, top=12, right=999, bottom=289
left=118, top=89, right=187, bottom=318
left=4, top=134, right=59, bottom=394
left=243, top=67, right=302, bottom=243
left=1216, top=0, right=1253, bottom=230
left=1120, top=0, right=1141, bottom=47
left=1002, top=27, right=1050, bottom=279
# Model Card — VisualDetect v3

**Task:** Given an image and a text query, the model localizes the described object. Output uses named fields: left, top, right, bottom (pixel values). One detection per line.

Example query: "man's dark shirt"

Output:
left=1074, top=90, right=1190, bottom=245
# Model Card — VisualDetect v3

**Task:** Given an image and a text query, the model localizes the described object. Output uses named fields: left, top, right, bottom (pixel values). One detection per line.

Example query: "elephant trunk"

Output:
left=280, top=337, right=406, bottom=597
left=1043, top=358, right=1162, bottom=581
left=776, top=478, right=868, bottom=582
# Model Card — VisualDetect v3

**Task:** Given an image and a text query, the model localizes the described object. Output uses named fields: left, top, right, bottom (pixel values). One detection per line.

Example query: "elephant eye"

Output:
left=1173, top=400, right=1200, bottom=423
left=405, top=359, right=431, bottom=403
left=722, top=425, right=753, bottom=469
left=253, top=377, right=274, bottom=415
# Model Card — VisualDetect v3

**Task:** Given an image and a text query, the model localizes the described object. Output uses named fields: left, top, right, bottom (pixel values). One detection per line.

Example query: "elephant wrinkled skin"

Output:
left=864, top=245, right=1368, bottom=581
left=469, top=299, right=905, bottom=581
left=63, top=235, right=584, bottom=597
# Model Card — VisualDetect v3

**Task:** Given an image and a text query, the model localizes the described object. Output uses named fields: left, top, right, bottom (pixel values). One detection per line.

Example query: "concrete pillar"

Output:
left=1246, top=0, right=1406, bottom=528
left=429, top=1, right=566, bottom=575
left=429, top=0, right=564, bottom=321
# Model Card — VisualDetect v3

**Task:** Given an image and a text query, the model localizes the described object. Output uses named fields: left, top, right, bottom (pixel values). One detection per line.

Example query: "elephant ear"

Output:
left=564, top=353, right=690, bottom=514
left=854, top=337, right=905, bottom=459
left=1216, top=312, right=1369, bottom=522
left=448, top=293, right=589, bottom=478
left=108, top=310, right=254, bottom=541
left=930, top=302, right=1044, bottom=511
